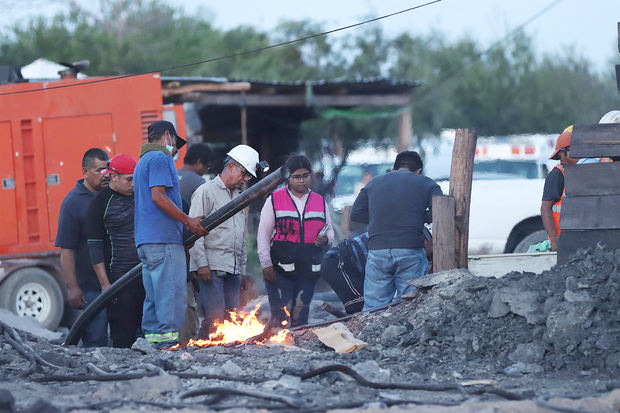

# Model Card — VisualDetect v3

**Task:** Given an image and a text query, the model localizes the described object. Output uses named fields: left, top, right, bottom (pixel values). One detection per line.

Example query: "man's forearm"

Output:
left=152, top=188, right=189, bottom=225
left=541, top=202, right=556, bottom=241
left=60, top=249, right=79, bottom=288
left=92, top=262, right=111, bottom=289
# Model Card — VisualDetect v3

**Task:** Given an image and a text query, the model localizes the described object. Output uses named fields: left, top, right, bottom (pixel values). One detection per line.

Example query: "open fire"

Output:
left=169, top=304, right=289, bottom=350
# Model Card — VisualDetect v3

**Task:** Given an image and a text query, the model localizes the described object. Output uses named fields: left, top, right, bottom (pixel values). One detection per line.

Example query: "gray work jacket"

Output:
left=188, top=175, right=247, bottom=275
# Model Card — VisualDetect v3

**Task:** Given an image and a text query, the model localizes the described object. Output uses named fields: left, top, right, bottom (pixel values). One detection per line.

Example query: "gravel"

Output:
left=0, top=247, right=618, bottom=412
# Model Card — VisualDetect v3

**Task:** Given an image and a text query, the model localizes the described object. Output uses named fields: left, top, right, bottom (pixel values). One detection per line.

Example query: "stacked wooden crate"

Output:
left=557, top=24, right=620, bottom=263
left=558, top=125, right=620, bottom=264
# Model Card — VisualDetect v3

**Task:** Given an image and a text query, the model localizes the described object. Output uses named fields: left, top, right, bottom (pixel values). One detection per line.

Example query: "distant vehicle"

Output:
left=0, top=73, right=185, bottom=329
left=452, top=133, right=556, bottom=254
left=332, top=132, right=557, bottom=254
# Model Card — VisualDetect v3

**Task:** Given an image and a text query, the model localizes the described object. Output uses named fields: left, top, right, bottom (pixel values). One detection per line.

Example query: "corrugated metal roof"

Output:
left=161, top=76, right=420, bottom=95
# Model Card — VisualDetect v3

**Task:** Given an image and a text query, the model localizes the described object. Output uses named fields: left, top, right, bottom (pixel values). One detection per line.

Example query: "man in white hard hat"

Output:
left=188, top=145, right=260, bottom=338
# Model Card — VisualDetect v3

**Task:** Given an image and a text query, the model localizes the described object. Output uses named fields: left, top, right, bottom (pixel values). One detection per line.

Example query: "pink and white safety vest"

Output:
left=271, top=187, right=326, bottom=244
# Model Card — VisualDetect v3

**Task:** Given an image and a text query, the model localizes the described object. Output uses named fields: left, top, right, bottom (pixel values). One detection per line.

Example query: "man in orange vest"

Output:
left=541, top=126, right=578, bottom=251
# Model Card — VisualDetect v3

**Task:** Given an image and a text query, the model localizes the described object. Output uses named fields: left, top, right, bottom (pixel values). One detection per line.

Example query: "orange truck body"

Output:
left=0, top=73, right=185, bottom=328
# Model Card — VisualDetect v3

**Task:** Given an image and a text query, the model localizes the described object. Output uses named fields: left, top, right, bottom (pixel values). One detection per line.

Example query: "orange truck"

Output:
left=0, top=73, right=185, bottom=329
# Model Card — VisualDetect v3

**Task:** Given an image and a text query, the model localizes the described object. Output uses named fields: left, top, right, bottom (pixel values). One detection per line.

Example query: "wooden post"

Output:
left=240, top=93, right=249, bottom=237
left=449, top=128, right=477, bottom=268
left=240, top=93, right=248, bottom=145
left=398, top=110, right=413, bottom=152
left=432, top=195, right=456, bottom=272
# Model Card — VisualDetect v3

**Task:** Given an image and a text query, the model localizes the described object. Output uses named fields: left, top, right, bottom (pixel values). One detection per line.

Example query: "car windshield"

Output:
left=334, top=163, right=393, bottom=196
left=473, top=160, right=540, bottom=179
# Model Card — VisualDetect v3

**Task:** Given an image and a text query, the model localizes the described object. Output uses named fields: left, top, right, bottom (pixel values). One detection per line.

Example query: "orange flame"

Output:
left=170, top=304, right=289, bottom=350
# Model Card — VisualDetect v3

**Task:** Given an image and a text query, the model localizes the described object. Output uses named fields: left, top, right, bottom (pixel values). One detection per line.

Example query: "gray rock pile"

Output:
left=348, top=247, right=619, bottom=377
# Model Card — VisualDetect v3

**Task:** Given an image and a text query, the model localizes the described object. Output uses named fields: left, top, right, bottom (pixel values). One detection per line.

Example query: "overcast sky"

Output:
left=3, top=0, right=619, bottom=72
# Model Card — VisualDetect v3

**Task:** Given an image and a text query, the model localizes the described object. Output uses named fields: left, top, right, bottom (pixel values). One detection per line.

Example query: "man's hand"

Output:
left=315, top=234, right=328, bottom=246
left=262, top=266, right=277, bottom=283
left=197, top=266, right=211, bottom=282
left=67, top=285, right=86, bottom=309
left=185, top=216, right=208, bottom=237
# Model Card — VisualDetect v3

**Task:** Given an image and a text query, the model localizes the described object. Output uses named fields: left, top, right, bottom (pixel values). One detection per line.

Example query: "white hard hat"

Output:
left=599, top=110, right=620, bottom=124
left=226, top=145, right=260, bottom=177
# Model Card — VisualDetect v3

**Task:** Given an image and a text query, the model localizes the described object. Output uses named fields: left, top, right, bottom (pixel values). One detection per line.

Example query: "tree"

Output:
left=1, top=0, right=618, bottom=154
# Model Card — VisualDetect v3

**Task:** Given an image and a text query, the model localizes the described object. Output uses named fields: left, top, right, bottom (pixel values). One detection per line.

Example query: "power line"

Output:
left=0, top=0, right=442, bottom=97
left=416, top=0, right=565, bottom=99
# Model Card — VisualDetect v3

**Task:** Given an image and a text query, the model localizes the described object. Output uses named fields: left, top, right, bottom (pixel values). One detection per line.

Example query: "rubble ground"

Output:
left=0, top=247, right=618, bottom=412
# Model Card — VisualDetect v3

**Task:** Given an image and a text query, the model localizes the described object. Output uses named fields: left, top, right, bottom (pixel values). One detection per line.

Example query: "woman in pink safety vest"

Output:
left=257, top=155, right=333, bottom=326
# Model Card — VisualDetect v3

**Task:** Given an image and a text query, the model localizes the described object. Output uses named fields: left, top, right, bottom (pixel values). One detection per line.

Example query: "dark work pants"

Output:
left=321, top=254, right=364, bottom=314
left=269, top=262, right=319, bottom=327
left=107, top=272, right=145, bottom=348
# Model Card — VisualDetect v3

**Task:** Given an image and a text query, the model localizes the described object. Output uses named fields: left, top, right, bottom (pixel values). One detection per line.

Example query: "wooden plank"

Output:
left=171, top=92, right=412, bottom=107
left=564, top=163, right=620, bottom=196
left=560, top=195, right=620, bottom=230
left=449, top=129, right=477, bottom=268
left=468, top=252, right=556, bottom=278
left=557, top=229, right=620, bottom=264
left=432, top=195, right=456, bottom=272
left=571, top=124, right=620, bottom=158
left=161, top=82, right=252, bottom=97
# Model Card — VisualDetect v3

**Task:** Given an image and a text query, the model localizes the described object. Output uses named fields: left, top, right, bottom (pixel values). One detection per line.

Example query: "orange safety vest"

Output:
left=552, top=158, right=613, bottom=236
left=551, top=164, right=565, bottom=237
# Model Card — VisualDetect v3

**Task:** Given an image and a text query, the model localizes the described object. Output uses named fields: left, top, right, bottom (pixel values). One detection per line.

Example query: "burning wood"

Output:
left=170, top=305, right=290, bottom=350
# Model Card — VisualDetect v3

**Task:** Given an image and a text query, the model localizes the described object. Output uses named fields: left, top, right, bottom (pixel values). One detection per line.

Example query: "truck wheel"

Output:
left=0, top=268, right=64, bottom=330
left=513, top=230, right=549, bottom=253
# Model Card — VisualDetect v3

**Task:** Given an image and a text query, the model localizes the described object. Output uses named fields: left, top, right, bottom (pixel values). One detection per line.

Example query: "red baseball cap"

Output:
left=101, top=154, right=137, bottom=175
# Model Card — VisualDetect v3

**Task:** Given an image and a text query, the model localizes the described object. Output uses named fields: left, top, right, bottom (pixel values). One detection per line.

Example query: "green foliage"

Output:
left=1, top=0, right=618, bottom=151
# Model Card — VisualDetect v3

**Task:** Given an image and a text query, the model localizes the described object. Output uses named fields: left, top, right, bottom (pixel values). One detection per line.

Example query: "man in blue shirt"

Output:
left=56, top=148, right=110, bottom=347
left=350, top=151, right=441, bottom=310
left=134, top=121, right=208, bottom=348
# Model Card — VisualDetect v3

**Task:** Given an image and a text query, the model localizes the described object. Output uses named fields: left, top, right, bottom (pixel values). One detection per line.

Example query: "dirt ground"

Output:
left=0, top=247, right=618, bottom=412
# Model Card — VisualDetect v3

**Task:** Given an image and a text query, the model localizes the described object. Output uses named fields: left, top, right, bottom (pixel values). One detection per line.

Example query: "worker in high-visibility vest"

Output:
left=541, top=126, right=578, bottom=251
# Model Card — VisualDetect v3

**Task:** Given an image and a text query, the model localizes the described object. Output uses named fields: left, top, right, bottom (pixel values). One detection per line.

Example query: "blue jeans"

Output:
left=197, top=271, right=241, bottom=338
left=363, top=248, right=428, bottom=310
left=82, top=290, right=108, bottom=347
left=138, top=243, right=187, bottom=345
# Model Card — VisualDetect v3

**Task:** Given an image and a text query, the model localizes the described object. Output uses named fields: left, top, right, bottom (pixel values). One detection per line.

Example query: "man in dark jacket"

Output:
left=86, top=154, right=144, bottom=348
left=56, top=148, right=109, bottom=347
left=350, top=151, right=441, bottom=310
left=321, top=232, right=369, bottom=314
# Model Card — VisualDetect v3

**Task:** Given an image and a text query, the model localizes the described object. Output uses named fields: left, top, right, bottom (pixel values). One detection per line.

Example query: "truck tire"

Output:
left=513, top=229, right=549, bottom=253
left=0, top=267, right=64, bottom=330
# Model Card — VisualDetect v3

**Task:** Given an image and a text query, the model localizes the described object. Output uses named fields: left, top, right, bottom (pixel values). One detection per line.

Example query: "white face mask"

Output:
left=165, top=135, right=175, bottom=156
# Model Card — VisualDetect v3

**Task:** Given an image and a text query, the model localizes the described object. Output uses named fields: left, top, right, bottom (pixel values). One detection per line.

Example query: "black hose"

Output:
left=34, top=371, right=269, bottom=383
left=64, top=167, right=289, bottom=346
left=177, top=386, right=302, bottom=408
left=290, top=299, right=406, bottom=331
left=287, top=364, right=523, bottom=401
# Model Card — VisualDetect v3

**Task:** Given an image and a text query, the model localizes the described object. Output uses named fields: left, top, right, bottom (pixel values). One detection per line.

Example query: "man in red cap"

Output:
left=541, top=126, right=578, bottom=251
left=85, top=154, right=145, bottom=348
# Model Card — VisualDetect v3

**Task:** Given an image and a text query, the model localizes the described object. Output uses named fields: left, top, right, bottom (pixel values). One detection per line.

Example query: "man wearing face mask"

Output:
left=56, top=148, right=110, bottom=347
left=189, top=145, right=260, bottom=338
left=134, top=121, right=208, bottom=348
left=86, top=154, right=144, bottom=348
